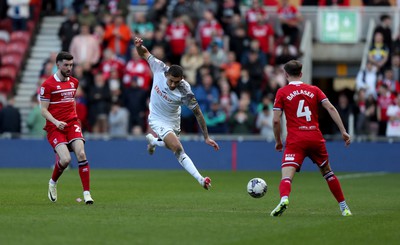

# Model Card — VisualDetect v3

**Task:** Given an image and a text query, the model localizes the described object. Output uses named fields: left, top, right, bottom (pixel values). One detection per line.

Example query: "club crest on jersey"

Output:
left=285, top=154, right=295, bottom=161
left=53, top=138, right=58, bottom=144
left=70, top=82, right=75, bottom=88
left=57, top=85, right=61, bottom=89
left=40, top=87, right=45, bottom=95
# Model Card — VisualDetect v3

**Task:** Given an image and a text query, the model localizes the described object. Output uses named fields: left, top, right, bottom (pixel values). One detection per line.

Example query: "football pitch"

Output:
left=0, top=169, right=399, bottom=245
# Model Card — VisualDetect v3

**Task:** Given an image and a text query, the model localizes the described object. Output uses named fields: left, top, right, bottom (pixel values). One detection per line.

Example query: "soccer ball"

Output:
left=247, top=178, right=267, bottom=198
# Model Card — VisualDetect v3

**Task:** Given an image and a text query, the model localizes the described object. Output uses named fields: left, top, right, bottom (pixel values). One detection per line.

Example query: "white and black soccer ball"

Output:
left=247, top=178, right=267, bottom=198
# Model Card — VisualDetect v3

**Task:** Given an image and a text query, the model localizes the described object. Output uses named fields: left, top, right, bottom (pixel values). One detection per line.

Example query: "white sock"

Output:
left=49, top=179, right=57, bottom=185
left=339, top=201, right=349, bottom=211
left=281, top=196, right=288, bottom=202
left=176, top=152, right=203, bottom=184
left=83, top=190, right=90, bottom=195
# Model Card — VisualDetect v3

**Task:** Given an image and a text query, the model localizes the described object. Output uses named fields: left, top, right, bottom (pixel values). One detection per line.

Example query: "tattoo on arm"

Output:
left=193, top=106, right=209, bottom=139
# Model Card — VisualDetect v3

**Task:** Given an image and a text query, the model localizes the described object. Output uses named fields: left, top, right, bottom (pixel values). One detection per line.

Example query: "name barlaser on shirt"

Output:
left=154, top=85, right=172, bottom=102
left=286, top=90, right=314, bottom=101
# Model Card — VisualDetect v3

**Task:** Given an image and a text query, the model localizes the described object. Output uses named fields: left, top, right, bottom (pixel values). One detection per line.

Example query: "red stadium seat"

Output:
left=0, top=66, right=18, bottom=80
left=0, top=40, right=7, bottom=56
left=4, top=41, right=28, bottom=56
left=1, top=53, right=23, bottom=70
left=10, top=31, right=30, bottom=45
left=0, top=19, right=12, bottom=33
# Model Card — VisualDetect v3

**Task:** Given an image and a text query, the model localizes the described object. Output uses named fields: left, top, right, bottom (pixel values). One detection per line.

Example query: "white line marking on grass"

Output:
left=337, top=172, right=388, bottom=180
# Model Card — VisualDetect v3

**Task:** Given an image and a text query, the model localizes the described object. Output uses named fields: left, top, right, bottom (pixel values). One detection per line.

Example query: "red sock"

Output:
left=51, top=154, right=65, bottom=182
left=78, top=160, right=90, bottom=191
left=324, top=171, right=345, bottom=202
left=279, top=177, right=292, bottom=198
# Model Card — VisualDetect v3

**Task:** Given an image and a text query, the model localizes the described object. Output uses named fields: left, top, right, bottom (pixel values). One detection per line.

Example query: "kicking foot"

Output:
left=48, top=181, right=57, bottom=202
left=202, top=177, right=212, bottom=190
left=83, top=191, right=94, bottom=205
left=342, top=208, right=352, bottom=216
left=146, top=134, right=156, bottom=155
left=270, top=199, right=289, bottom=217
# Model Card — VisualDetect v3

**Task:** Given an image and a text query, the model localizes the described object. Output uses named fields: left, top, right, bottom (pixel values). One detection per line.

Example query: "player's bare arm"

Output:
left=192, top=105, right=220, bottom=151
left=133, top=36, right=151, bottom=60
left=273, top=110, right=283, bottom=152
left=322, top=100, right=351, bottom=146
left=40, top=100, right=67, bottom=130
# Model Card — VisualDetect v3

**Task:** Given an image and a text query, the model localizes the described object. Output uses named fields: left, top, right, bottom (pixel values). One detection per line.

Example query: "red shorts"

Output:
left=281, top=140, right=329, bottom=171
left=46, top=120, right=85, bottom=150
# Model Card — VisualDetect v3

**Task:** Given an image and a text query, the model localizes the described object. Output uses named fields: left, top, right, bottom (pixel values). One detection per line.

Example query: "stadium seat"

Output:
left=5, top=41, right=28, bottom=56
left=0, top=66, right=18, bottom=94
left=10, top=31, right=30, bottom=45
left=1, top=53, right=23, bottom=70
left=0, top=40, right=7, bottom=56
left=0, top=19, right=12, bottom=33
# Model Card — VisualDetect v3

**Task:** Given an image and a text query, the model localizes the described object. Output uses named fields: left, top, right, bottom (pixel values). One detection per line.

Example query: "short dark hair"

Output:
left=167, top=65, right=184, bottom=77
left=380, top=14, right=390, bottom=22
left=56, top=51, right=73, bottom=63
left=284, top=60, right=302, bottom=77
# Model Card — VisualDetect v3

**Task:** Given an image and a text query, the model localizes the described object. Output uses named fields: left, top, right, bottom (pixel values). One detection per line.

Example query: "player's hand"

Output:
left=55, top=121, right=67, bottom=130
left=133, top=36, right=143, bottom=47
left=342, top=132, right=351, bottom=147
left=275, top=141, right=283, bottom=152
left=205, top=137, right=220, bottom=151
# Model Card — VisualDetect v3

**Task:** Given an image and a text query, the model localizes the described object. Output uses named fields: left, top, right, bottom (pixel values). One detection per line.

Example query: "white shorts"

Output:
left=149, top=120, right=181, bottom=140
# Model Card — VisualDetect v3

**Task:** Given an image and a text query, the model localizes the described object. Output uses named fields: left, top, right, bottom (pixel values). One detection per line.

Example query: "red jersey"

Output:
left=123, top=59, right=151, bottom=90
left=248, top=23, right=274, bottom=53
left=277, top=5, right=298, bottom=21
left=40, top=74, right=79, bottom=130
left=197, top=20, right=224, bottom=50
left=165, top=22, right=191, bottom=55
left=273, top=81, right=327, bottom=143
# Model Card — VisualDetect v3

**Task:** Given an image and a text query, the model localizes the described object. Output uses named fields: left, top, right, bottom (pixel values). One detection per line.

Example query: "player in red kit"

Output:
left=40, top=51, right=94, bottom=204
left=270, top=60, right=351, bottom=217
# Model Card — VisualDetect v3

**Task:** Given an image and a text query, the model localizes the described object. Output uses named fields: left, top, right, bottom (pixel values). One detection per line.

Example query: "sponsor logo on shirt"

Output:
left=154, top=85, right=172, bottom=102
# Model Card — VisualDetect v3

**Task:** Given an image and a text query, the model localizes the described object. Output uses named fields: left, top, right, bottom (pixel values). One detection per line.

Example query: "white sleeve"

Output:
left=147, top=55, right=169, bottom=74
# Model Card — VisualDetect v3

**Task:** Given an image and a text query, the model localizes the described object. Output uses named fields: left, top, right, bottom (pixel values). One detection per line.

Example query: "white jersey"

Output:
left=146, top=55, right=198, bottom=125
left=386, top=104, right=400, bottom=137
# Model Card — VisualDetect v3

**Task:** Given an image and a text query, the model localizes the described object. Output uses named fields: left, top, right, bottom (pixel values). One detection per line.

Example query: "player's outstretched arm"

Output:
left=322, top=100, right=351, bottom=146
left=40, top=100, right=67, bottom=130
left=192, top=105, right=220, bottom=151
left=273, top=110, right=283, bottom=151
left=133, top=36, right=151, bottom=60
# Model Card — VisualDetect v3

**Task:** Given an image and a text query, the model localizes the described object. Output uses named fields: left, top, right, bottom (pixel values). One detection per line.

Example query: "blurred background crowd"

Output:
left=0, top=0, right=399, bottom=141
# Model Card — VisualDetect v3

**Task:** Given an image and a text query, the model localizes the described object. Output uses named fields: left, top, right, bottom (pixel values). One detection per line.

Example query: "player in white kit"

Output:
left=134, top=37, right=220, bottom=190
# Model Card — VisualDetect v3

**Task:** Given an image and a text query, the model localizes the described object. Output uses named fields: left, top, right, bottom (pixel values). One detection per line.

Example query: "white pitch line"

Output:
left=337, top=172, right=388, bottom=180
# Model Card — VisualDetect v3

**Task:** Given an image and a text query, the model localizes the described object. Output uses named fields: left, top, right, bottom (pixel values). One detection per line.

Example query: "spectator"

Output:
left=131, top=11, right=154, bottom=48
left=26, top=94, right=46, bottom=136
left=193, top=73, right=220, bottom=113
left=0, top=95, right=21, bottom=134
left=392, top=54, right=400, bottom=82
left=240, top=39, right=267, bottom=68
left=122, top=77, right=147, bottom=134
left=245, top=0, right=269, bottom=31
left=147, top=0, right=168, bottom=26
left=275, top=36, right=298, bottom=65
left=355, top=88, right=370, bottom=135
left=108, top=69, right=123, bottom=103
left=77, top=4, right=97, bottom=28
left=105, top=0, right=129, bottom=18
left=108, top=100, right=130, bottom=137
left=376, top=69, right=400, bottom=95
left=229, top=98, right=255, bottom=134
left=248, top=12, right=275, bottom=64
left=58, top=9, right=79, bottom=52
left=242, top=50, right=264, bottom=102
left=196, top=9, right=224, bottom=50
left=165, top=14, right=191, bottom=65
left=123, top=47, right=152, bottom=90
left=220, top=51, right=241, bottom=89
left=207, top=41, right=227, bottom=69
left=7, top=0, right=30, bottom=31
left=104, top=14, right=131, bottom=60
left=256, top=104, right=274, bottom=141
left=373, top=14, right=393, bottom=61
left=376, top=83, right=395, bottom=136
left=204, top=99, right=228, bottom=134
left=87, top=73, right=112, bottom=133
left=216, top=0, right=241, bottom=34
left=355, top=61, right=378, bottom=99
left=229, top=24, right=250, bottom=65
left=333, top=92, right=354, bottom=134
left=386, top=93, right=400, bottom=137
left=277, top=0, right=302, bottom=45
left=196, top=52, right=220, bottom=84
left=69, top=24, right=101, bottom=67
left=219, top=78, right=239, bottom=117
left=180, top=42, right=204, bottom=86
left=368, top=32, right=390, bottom=75
left=99, top=48, right=125, bottom=80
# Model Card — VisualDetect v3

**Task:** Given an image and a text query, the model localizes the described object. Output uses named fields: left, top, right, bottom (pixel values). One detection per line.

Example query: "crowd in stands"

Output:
left=0, top=0, right=399, bottom=140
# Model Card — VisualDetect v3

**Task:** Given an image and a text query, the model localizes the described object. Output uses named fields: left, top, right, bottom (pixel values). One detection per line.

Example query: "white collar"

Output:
left=289, top=81, right=303, bottom=85
left=54, top=73, right=69, bottom=82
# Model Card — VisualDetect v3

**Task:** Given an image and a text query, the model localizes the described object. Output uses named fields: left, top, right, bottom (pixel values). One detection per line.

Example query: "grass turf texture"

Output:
left=0, top=169, right=399, bottom=245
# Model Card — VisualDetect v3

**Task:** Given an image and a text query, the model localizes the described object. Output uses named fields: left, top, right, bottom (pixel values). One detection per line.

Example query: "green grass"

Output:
left=0, top=169, right=399, bottom=245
